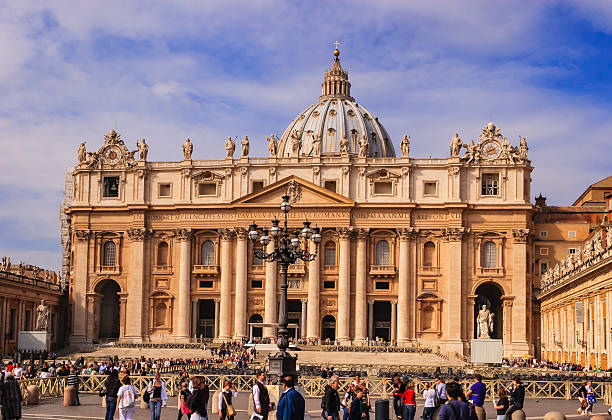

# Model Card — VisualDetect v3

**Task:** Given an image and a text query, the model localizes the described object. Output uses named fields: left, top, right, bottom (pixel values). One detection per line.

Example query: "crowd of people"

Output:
left=500, top=358, right=610, bottom=372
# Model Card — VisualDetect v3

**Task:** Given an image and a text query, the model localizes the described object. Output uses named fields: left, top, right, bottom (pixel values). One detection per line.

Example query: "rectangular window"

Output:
left=540, top=231, right=548, bottom=238
left=481, top=174, right=499, bottom=196
left=25, top=310, right=31, bottom=330
left=9, top=308, right=16, bottom=340
left=374, top=181, right=393, bottom=195
left=252, top=181, right=265, bottom=193
left=375, top=281, right=390, bottom=290
left=540, top=247, right=548, bottom=255
left=199, top=280, right=213, bottom=288
left=158, top=183, right=171, bottom=197
left=324, top=180, right=337, bottom=193
left=568, top=231, right=576, bottom=238
left=540, top=262, right=548, bottom=274
left=103, top=176, right=120, bottom=198
left=251, top=280, right=263, bottom=289
left=198, top=183, right=216, bottom=196
left=423, top=181, right=437, bottom=196
left=323, top=280, right=335, bottom=289
left=568, top=248, right=577, bottom=254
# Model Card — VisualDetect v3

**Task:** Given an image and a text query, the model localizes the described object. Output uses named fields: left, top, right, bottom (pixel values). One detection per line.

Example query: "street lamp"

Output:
left=248, top=194, right=321, bottom=378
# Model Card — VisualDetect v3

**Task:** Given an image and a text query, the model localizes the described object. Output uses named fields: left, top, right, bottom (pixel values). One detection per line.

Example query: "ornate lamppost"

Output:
left=248, top=195, right=321, bottom=378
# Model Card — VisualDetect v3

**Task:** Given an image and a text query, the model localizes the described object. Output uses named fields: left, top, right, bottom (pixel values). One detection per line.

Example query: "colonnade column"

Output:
left=391, top=300, right=397, bottom=342
left=214, top=298, right=221, bottom=339
left=125, top=228, right=146, bottom=342
left=354, top=229, right=368, bottom=343
left=397, top=228, right=411, bottom=344
left=263, top=241, right=277, bottom=339
left=300, top=299, right=307, bottom=339
left=218, top=229, right=234, bottom=340
left=337, top=227, right=352, bottom=344
left=191, top=298, right=198, bottom=338
left=176, top=228, right=192, bottom=340
left=511, top=229, right=530, bottom=354
left=234, top=229, right=248, bottom=340
left=71, top=230, right=91, bottom=343
left=306, top=239, right=320, bottom=340
left=368, top=300, right=374, bottom=340
left=445, top=227, right=464, bottom=353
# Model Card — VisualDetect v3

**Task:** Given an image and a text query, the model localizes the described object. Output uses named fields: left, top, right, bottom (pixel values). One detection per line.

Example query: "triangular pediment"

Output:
left=233, top=175, right=354, bottom=207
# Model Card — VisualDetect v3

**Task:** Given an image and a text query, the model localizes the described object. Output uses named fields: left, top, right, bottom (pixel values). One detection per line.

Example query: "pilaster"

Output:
left=218, top=228, right=234, bottom=341
left=176, top=228, right=192, bottom=340
left=337, top=227, right=352, bottom=343
left=234, top=228, right=248, bottom=340
left=354, top=228, right=368, bottom=343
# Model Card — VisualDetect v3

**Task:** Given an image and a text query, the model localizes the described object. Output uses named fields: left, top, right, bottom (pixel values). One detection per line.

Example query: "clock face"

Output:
left=481, top=141, right=501, bottom=160
left=105, top=147, right=121, bottom=164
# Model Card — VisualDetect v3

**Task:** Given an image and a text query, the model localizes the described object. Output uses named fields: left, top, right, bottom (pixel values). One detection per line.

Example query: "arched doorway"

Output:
left=474, top=282, right=503, bottom=340
left=96, top=279, right=121, bottom=339
left=249, top=314, right=263, bottom=339
left=321, top=315, right=336, bottom=341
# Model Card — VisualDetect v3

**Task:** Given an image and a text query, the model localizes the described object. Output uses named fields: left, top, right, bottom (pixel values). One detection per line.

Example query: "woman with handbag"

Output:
left=147, top=371, right=168, bottom=420
left=219, top=380, right=238, bottom=420
left=576, top=380, right=588, bottom=415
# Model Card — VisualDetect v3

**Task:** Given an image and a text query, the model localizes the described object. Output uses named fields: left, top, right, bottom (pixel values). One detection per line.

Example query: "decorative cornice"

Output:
left=336, top=227, right=353, bottom=239
left=74, top=230, right=91, bottom=241
left=220, top=228, right=235, bottom=241
left=126, top=228, right=146, bottom=241
left=448, top=166, right=460, bottom=177
left=397, top=227, right=418, bottom=241
left=512, top=228, right=529, bottom=243
left=175, top=228, right=193, bottom=241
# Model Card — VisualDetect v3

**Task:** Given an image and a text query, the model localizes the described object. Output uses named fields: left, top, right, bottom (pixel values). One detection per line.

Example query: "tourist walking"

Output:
left=505, top=377, right=525, bottom=420
left=324, top=377, right=341, bottom=420
left=219, top=380, right=238, bottom=420
left=342, top=384, right=356, bottom=420
left=438, top=382, right=470, bottom=420
left=585, top=381, right=596, bottom=415
left=348, top=388, right=368, bottom=420
left=422, top=382, right=436, bottom=420
left=400, top=382, right=416, bottom=420
left=277, top=375, right=305, bottom=420
left=576, top=380, right=588, bottom=415
left=392, top=375, right=406, bottom=419
left=189, top=376, right=210, bottom=420
left=104, top=370, right=122, bottom=420
left=178, top=382, right=192, bottom=419
left=66, top=366, right=81, bottom=406
left=435, top=378, right=447, bottom=406
left=465, top=374, right=486, bottom=420
left=253, top=371, right=272, bottom=420
left=0, top=372, right=22, bottom=420
left=494, top=387, right=509, bottom=420
left=147, top=371, right=168, bottom=420
left=117, top=375, right=138, bottom=420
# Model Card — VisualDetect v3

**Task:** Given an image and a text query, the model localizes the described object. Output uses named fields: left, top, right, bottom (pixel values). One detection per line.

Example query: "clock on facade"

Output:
left=481, top=141, right=501, bottom=160
left=105, top=147, right=122, bottom=164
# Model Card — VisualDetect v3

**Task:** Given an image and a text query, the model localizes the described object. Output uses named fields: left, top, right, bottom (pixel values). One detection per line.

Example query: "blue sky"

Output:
left=1, top=0, right=612, bottom=270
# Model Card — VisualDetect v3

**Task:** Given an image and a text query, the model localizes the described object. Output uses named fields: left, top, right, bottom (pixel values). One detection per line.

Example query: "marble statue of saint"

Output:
left=18, top=261, right=25, bottom=275
left=225, top=136, right=235, bottom=158
left=462, top=140, right=478, bottom=164
left=450, top=133, right=463, bottom=157
left=519, top=137, right=528, bottom=159
left=339, top=136, right=349, bottom=156
left=267, top=134, right=278, bottom=157
left=77, top=142, right=87, bottom=164
left=182, top=138, right=193, bottom=160
left=137, top=138, right=149, bottom=161
left=476, top=305, right=494, bottom=339
left=311, top=134, right=322, bottom=156
left=290, top=130, right=302, bottom=157
left=36, top=299, right=49, bottom=331
left=607, top=227, right=612, bottom=249
left=358, top=135, right=369, bottom=158
left=501, top=138, right=514, bottom=164
left=400, top=135, right=410, bottom=157
left=241, top=136, right=250, bottom=158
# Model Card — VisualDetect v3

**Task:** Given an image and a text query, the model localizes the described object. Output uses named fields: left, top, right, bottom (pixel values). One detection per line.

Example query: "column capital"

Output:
left=301, top=298, right=308, bottom=304
left=74, top=230, right=91, bottom=241
left=442, top=227, right=466, bottom=242
left=355, top=228, right=369, bottom=241
left=214, top=298, right=221, bottom=303
left=219, top=228, right=235, bottom=241
left=175, top=228, right=193, bottom=241
left=127, top=228, right=147, bottom=241
left=397, top=227, right=418, bottom=241
left=368, top=299, right=375, bottom=305
left=235, top=227, right=248, bottom=240
left=391, top=300, right=398, bottom=305
left=512, top=228, right=530, bottom=243
left=337, top=227, right=353, bottom=239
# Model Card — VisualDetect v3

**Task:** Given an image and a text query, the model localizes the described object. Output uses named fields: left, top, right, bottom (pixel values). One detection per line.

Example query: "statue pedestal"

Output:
left=19, top=331, right=50, bottom=351
left=471, top=339, right=502, bottom=364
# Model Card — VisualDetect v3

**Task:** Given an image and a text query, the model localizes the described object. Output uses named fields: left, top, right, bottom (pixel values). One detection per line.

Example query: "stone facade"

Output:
left=64, top=51, right=535, bottom=356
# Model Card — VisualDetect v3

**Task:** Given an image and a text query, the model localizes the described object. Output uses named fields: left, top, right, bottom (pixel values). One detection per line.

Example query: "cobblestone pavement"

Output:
left=20, top=394, right=612, bottom=420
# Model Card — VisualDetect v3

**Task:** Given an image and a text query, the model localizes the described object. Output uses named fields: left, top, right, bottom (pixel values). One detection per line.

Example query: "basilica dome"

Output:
left=277, top=49, right=396, bottom=158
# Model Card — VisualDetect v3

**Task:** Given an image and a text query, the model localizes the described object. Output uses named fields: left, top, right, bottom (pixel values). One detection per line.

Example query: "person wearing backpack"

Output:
left=439, top=382, right=470, bottom=420
left=116, top=375, right=139, bottom=420
left=189, top=376, right=210, bottom=420
left=465, top=375, right=486, bottom=420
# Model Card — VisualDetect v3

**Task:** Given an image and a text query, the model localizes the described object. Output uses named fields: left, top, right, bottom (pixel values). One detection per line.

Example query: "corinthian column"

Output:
left=397, top=228, right=414, bottom=344
left=264, top=241, right=277, bottom=338
left=354, top=229, right=368, bottom=343
left=234, top=228, right=248, bottom=339
left=307, top=239, right=320, bottom=340
left=444, top=227, right=464, bottom=353
left=337, top=227, right=352, bottom=343
left=218, top=229, right=234, bottom=340
left=176, top=228, right=192, bottom=340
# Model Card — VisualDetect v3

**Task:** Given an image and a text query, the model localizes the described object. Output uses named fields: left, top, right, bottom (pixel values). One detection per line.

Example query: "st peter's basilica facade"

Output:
left=64, top=49, right=534, bottom=356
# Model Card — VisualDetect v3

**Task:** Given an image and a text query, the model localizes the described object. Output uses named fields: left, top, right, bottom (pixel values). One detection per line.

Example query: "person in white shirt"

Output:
left=117, top=375, right=139, bottom=420
left=219, top=380, right=238, bottom=420
left=422, top=382, right=436, bottom=420
left=12, top=363, right=23, bottom=380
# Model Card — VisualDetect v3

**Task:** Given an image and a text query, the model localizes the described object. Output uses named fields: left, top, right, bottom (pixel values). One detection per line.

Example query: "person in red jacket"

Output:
left=401, top=382, right=416, bottom=420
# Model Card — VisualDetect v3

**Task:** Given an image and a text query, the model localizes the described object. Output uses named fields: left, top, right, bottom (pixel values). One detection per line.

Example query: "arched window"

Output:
left=103, top=241, right=116, bottom=266
left=154, top=303, right=167, bottom=327
left=375, top=240, right=390, bottom=266
left=201, top=240, right=215, bottom=265
left=483, top=241, right=497, bottom=268
left=423, top=242, right=435, bottom=267
left=324, top=241, right=336, bottom=267
left=157, top=242, right=168, bottom=266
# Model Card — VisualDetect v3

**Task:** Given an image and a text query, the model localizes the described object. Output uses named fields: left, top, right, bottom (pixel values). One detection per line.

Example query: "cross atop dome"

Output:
left=320, top=42, right=354, bottom=101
